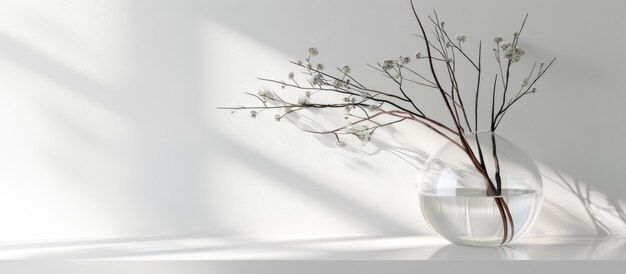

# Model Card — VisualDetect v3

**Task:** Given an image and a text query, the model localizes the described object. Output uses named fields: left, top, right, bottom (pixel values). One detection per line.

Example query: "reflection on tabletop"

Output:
left=0, top=235, right=623, bottom=260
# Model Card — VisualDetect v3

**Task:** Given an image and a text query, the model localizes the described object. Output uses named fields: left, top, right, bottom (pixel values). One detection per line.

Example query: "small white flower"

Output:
left=344, top=106, right=351, bottom=113
left=360, top=92, right=369, bottom=100
left=356, top=130, right=371, bottom=142
left=359, top=133, right=371, bottom=143
left=503, top=48, right=513, bottom=58
left=521, top=78, right=529, bottom=87
left=399, top=55, right=411, bottom=64
left=298, top=95, right=309, bottom=105
left=333, top=79, right=346, bottom=88
left=501, top=42, right=512, bottom=50
left=258, top=88, right=276, bottom=100
left=288, top=72, right=295, bottom=79
left=283, top=106, right=292, bottom=113
left=316, top=63, right=324, bottom=71
left=335, top=140, right=347, bottom=148
left=274, top=114, right=281, bottom=122
left=440, top=21, right=446, bottom=28
left=415, top=52, right=422, bottom=59
left=367, top=104, right=379, bottom=112
left=250, top=110, right=257, bottom=118
left=455, top=34, right=466, bottom=43
left=346, top=124, right=371, bottom=143
left=341, top=65, right=352, bottom=74
left=530, top=87, right=537, bottom=94
left=382, top=59, right=395, bottom=70
left=504, top=46, right=525, bottom=62
left=308, top=47, right=319, bottom=56
left=513, top=31, right=519, bottom=38
left=310, top=74, right=323, bottom=86
left=445, top=41, right=452, bottom=48
left=305, top=63, right=313, bottom=70
left=305, top=91, right=311, bottom=98
left=493, top=36, right=503, bottom=43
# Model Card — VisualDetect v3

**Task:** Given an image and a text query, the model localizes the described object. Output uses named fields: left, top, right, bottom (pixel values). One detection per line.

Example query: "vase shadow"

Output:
left=536, top=168, right=626, bottom=237
left=428, top=244, right=528, bottom=260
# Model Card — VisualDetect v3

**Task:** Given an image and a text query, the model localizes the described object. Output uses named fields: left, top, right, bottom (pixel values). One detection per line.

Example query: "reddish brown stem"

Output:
left=410, top=0, right=513, bottom=244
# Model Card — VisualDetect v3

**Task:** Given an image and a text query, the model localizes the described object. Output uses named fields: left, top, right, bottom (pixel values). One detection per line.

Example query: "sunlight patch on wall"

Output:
left=0, top=0, right=131, bottom=87
left=0, top=58, right=136, bottom=240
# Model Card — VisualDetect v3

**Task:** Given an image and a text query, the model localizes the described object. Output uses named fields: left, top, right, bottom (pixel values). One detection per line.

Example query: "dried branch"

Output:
left=222, top=5, right=553, bottom=244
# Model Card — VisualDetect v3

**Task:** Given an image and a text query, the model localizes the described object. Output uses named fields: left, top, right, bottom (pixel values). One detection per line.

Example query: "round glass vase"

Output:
left=419, top=131, right=543, bottom=246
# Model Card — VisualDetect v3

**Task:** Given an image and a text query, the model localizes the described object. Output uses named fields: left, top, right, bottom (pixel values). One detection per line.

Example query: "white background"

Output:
left=0, top=0, right=625, bottom=241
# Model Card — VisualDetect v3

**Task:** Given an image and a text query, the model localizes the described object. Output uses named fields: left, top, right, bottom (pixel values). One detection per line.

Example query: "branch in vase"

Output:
left=429, top=12, right=479, bottom=70
left=493, top=14, right=529, bottom=127
left=493, top=58, right=556, bottom=129
left=381, top=62, right=425, bottom=116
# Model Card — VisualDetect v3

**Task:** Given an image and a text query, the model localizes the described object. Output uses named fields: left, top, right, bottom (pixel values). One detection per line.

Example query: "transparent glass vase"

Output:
left=419, top=131, right=543, bottom=246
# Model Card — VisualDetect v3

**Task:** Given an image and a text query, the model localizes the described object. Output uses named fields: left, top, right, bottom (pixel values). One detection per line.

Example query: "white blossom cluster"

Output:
left=521, top=78, right=529, bottom=87
left=335, top=140, right=347, bottom=148
left=345, top=122, right=371, bottom=142
left=310, top=74, right=323, bottom=86
left=399, top=55, right=411, bottom=65
left=333, top=79, right=347, bottom=88
left=382, top=59, right=395, bottom=70
left=455, top=34, right=466, bottom=43
left=341, top=65, right=352, bottom=74
left=501, top=43, right=525, bottom=62
left=342, top=96, right=357, bottom=104
left=298, top=95, right=309, bottom=105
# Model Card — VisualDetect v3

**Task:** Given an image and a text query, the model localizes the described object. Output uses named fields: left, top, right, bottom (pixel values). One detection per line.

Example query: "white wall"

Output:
left=0, top=0, right=625, bottom=241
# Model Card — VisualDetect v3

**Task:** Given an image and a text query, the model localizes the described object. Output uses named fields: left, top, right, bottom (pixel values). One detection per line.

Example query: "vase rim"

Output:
left=464, top=130, right=495, bottom=134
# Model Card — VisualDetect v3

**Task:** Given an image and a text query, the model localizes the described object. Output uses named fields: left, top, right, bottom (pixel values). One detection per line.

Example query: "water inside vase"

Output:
left=419, top=188, right=542, bottom=246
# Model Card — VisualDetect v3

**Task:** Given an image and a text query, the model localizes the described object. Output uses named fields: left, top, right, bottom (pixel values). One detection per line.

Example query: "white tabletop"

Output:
left=0, top=235, right=623, bottom=260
